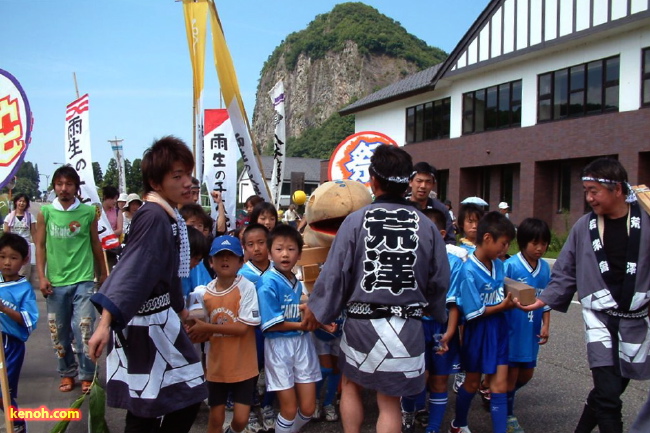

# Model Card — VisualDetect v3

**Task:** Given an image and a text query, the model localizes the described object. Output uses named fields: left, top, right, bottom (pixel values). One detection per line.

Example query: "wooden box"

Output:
left=504, top=277, right=537, bottom=306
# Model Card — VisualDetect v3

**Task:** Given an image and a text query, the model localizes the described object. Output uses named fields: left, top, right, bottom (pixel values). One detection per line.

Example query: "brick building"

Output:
left=339, top=0, right=650, bottom=232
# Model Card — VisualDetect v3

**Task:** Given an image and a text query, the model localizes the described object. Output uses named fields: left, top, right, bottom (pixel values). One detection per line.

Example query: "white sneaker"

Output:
left=261, top=405, right=276, bottom=431
left=243, top=412, right=263, bottom=433
left=323, top=404, right=338, bottom=422
left=313, top=399, right=321, bottom=420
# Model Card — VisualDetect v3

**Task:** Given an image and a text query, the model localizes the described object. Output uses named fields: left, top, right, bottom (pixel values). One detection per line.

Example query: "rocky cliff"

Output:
left=251, top=2, right=447, bottom=153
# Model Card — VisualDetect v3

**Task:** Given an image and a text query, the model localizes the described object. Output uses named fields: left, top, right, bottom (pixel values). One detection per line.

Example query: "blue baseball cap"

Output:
left=209, top=235, right=244, bottom=257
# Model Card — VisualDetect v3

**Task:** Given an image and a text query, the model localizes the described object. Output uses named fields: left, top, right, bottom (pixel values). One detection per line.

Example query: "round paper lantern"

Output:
left=304, top=180, right=372, bottom=246
left=292, top=190, right=307, bottom=205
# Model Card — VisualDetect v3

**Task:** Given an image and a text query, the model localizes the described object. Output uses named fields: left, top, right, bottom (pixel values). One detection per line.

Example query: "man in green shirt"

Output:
left=36, top=165, right=107, bottom=394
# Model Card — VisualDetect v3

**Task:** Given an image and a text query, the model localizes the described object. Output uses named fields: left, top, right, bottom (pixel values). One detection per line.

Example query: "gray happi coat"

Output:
left=539, top=208, right=650, bottom=380
left=308, top=198, right=450, bottom=396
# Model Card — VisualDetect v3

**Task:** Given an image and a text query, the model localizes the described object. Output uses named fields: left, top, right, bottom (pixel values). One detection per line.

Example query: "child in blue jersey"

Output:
left=457, top=204, right=484, bottom=254
left=503, top=218, right=552, bottom=433
left=182, top=226, right=212, bottom=298
left=450, top=211, right=516, bottom=433
left=257, top=225, right=321, bottom=433
left=238, top=223, right=275, bottom=431
left=0, top=233, right=39, bottom=433
left=402, top=208, right=463, bottom=433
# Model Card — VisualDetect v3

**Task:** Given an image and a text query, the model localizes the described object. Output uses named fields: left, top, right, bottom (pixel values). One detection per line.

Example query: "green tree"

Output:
left=103, top=158, right=118, bottom=189
left=3, top=161, right=41, bottom=199
left=286, top=113, right=355, bottom=159
left=92, top=162, right=103, bottom=186
left=127, top=158, right=143, bottom=194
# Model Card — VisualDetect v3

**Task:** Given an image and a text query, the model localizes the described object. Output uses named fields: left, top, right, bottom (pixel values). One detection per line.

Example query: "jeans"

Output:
left=46, top=281, right=96, bottom=381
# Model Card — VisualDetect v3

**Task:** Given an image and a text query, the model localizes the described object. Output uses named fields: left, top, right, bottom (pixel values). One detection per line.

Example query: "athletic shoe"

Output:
left=449, top=420, right=472, bottom=433
left=323, top=404, right=338, bottom=422
left=244, top=412, right=264, bottom=433
left=402, top=411, right=416, bottom=433
left=452, top=372, right=466, bottom=393
left=261, top=405, right=276, bottom=431
left=415, top=408, right=429, bottom=426
left=506, top=416, right=524, bottom=433
left=13, top=424, right=27, bottom=433
left=313, top=399, right=321, bottom=420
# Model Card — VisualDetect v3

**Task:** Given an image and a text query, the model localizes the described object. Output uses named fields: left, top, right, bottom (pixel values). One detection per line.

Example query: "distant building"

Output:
left=340, top=0, right=650, bottom=232
left=238, top=156, right=322, bottom=207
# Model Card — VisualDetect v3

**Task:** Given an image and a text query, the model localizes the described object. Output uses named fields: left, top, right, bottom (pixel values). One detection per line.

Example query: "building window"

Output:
left=436, top=169, right=449, bottom=202
left=643, top=48, right=650, bottom=106
left=405, top=98, right=451, bottom=144
left=462, top=80, right=522, bottom=134
left=500, top=166, right=514, bottom=211
left=538, top=56, right=619, bottom=122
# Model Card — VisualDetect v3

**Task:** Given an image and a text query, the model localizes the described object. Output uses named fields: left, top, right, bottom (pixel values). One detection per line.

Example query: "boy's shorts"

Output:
left=312, top=333, right=341, bottom=357
left=508, top=360, right=537, bottom=369
left=207, top=377, right=256, bottom=407
left=422, top=319, right=461, bottom=376
left=264, top=333, right=321, bottom=391
left=460, top=312, right=508, bottom=375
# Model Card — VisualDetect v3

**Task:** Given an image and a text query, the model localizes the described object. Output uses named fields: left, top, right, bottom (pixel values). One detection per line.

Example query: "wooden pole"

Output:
left=0, top=335, right=14, bottom=431
left=72, top=72, right=80, bottom=98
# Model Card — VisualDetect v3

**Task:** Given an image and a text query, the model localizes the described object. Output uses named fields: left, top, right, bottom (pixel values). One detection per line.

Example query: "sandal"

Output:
left=59, top=377, right=75, bottom=392
left=81, top=380, right=93, bottom=394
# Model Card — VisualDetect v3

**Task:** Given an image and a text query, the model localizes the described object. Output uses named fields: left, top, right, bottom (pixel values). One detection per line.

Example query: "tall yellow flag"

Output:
left=208, top=1, right=271, bottom=200
left=183, top=0, right=208, bottom=179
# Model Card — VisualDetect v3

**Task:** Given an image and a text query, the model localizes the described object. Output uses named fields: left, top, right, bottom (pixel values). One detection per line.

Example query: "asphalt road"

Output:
left=3, top=282, right=648, bottom=433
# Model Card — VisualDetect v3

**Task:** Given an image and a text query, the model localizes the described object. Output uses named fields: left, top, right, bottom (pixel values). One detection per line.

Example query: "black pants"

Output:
left=124, top=402, right=201, bottom=433
left=575, top=366, right=630, bottom=433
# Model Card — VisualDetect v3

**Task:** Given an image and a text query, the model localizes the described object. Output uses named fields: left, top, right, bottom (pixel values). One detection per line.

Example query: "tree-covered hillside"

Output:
left=262, top=2, right=447, bottom=74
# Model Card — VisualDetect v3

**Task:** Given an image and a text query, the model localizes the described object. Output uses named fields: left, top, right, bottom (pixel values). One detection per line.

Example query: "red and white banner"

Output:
left=65, top=94, right=119, bottom=249
left=269, top=80, right=286, bottom=207
left=204, top=109, right=237, bottom=232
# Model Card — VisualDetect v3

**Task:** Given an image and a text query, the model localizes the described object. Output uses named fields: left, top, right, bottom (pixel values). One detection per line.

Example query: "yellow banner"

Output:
left=183, top=0, right=208, bottom=105
left=208, top=1, right=271, bottom=200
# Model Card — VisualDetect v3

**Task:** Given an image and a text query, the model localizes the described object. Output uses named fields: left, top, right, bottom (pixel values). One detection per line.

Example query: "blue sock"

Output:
left=316, top=367, right=332, bottom=399
left=427, top=392, right=448, bottom=432
left=401, top=395, right=417, bottom=413
left=490, top=392, right=508, bottom=433
left=262, top=390, right=275, bottom=408
left=507, top=390, right=515, bottom=416
left=323, top=372, right=340, bottom=406
left=414, top=388, right=427, bottom=411
left=454, top=387, right=475, bottom=427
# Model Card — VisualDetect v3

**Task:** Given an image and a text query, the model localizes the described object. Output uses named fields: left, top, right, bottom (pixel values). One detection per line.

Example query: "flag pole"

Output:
left=72, top=72, right=80, bottom=99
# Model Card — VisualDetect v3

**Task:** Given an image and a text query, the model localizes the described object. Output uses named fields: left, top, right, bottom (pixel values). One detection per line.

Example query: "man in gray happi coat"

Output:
left=303, top=145, right=450, bottom=433
left=520, top=158, right=650, bottom=433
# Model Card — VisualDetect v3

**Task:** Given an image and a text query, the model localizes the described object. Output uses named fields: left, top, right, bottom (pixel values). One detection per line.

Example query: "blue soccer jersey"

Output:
left=257, top=266, right=304, bottom=339
left=445, top=252, right=464, bottom=308
left=458, top=253, right=505, bottom=321
left=0, top=276, right=38, bottom=342
left=239, top=261, right=272, bottom=285
left=504, top=252, right=552, bottom=362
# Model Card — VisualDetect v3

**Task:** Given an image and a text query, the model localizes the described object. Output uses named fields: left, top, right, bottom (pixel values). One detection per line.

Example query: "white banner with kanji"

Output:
left=268, top=80, right=286, bottom=207
left=203, top=109, right=237, bottom=232
left=65, top=94, right=119, bottom=249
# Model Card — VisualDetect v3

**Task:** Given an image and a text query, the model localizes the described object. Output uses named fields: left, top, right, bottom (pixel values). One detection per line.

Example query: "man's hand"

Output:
left=515, top=298, right=547, bottom=312
left=39, top=276, right=53, bottom=297
left=211, top=190, right=223, bottom=204
left=88, top=322, right=110, bottom=362
left=98, top=272, right=108, bottom=285
left=300, top=304, right=320, bottom=332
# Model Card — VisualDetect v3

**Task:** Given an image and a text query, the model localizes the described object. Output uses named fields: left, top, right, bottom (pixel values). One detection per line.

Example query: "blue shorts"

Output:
left=460, top=313, right=508, bottom=375
left=508, top=360, right=537, bottom=369
left=422, top=320, right=460, bottom=376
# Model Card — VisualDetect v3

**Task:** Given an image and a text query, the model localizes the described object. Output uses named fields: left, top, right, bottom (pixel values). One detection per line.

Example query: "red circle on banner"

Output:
left=327, top=131, right=398, bottom=188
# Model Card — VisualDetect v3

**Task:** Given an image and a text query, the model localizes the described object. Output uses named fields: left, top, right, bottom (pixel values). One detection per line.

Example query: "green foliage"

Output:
left=50, top=368, right=109, bottom=433
left=0, top=161, right=41, bottom=199
left=263, top=2, right=447, bottom=74
left=92, top=162, right=103, bottom=186
left=128, top=158, right=143, bottom=194
left=285, top=113, right=355, bottom=159
left=102, top=158, right=119, bottom=190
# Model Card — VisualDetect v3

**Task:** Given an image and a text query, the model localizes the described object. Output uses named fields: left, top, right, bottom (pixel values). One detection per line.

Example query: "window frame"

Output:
left=462, top=80, right=522, bottom=135
left=404, top=97, right=452, bottom=144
